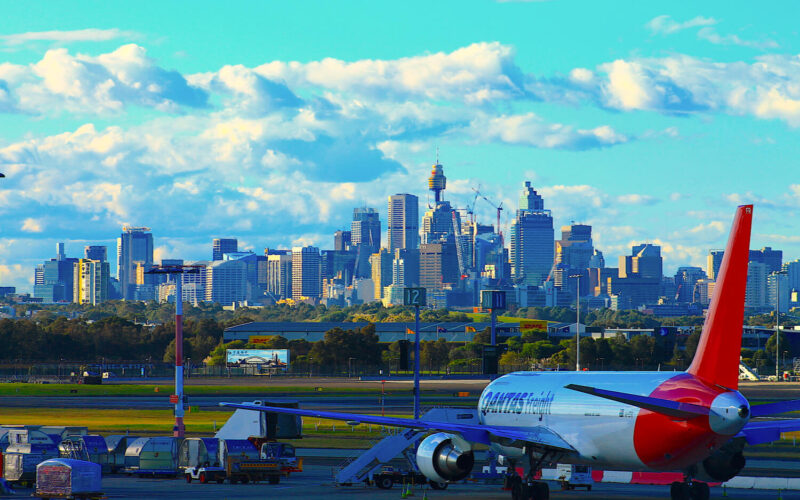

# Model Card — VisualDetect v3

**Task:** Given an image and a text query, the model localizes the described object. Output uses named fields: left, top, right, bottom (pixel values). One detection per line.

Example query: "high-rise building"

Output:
left=419, top=242, right=459, bottom=291
left=588, top=249, right=605, bottom=269
left=352, top=207, right=380, bottom=278
left=73, top=259, right=110, bottom=305
left=369, top=249, right=393, bottom=300
left=84, top=246, right=107, bottom=262
left=767, top=271, right=790, bottom=311
left=784, top=259, right=800, bottom=294
left=388, top=194, right=419, bottom=252
left=674, top=266, right=707, bottom=303
left=707, top=250, right=724, bottom=281
left=745, top=261, right=767, bottom=308
left=749, top=247, right=782, bottom=274
left=421, top=161, right=461, bottom=245
left=117, top=226, right=153, bottom=300
left=333, top=230, right=352, bottom=252
left=213, top=238, right=238, bottom=261
left=33, top=244, right=78, bottom=303
left=620, top=244, right=663, bottom=279
left=224, top=252, right=263, bottom=301
left=555, top=224, right=593, bottom=270
left=266, top=251, right=292, bottom=300
left=292, top=246, right=322, bottom=301
left=205, top=259, right=247, bottom=306
left=510, top=182, right=554, bottom=286
left=392, top=248, right=420, bottom=288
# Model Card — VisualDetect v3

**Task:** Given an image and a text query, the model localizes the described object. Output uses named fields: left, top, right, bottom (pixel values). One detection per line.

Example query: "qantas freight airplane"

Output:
left=223, top=205, right=800, bottom=500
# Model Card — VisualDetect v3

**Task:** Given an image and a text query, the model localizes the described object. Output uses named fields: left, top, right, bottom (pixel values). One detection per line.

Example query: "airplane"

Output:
left=222, top=204, right=800, bottom=500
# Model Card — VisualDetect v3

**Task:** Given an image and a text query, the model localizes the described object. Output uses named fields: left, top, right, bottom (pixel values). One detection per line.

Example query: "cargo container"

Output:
left=178, top=438, right=220, bottom=470
left=3, top=443, right=59, bottom=485
left=39, top=426, right=88, bottom=444
left=59, top=435, right=110, bottom=473
left=124, top=437, right=178, bottom=476
left=105, top=435, right=139, bottom=473
left=35, top=458, right=102, bottom=499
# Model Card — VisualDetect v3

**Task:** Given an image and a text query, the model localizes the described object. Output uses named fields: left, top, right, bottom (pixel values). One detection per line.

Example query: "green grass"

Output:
left=0, top=383, right=379, bottom=397
left=465, top=313, right=530, bottom=323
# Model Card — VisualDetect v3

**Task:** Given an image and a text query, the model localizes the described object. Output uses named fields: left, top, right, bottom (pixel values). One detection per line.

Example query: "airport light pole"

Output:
left=404, top=287, right=426, bottom=420
left=146, top=264, right=203, bottom=438
left=569, top=274, right=583, bottom=371
left=775, top=271, right=786, bottom=381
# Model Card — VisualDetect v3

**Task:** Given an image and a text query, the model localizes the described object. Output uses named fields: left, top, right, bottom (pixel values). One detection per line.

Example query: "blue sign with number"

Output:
left=404, top=287, right=427, bottom=306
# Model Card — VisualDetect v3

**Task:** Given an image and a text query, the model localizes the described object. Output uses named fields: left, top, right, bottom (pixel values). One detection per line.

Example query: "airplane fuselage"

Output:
left=479, top=371, right=749, bottom=471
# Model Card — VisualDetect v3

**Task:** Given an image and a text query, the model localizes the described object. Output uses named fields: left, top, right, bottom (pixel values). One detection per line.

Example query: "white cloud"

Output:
left=473, top=113, right=628, bottom=150
left=21, top=218, right=43, bottom=232
left=616, top=194, right=657, bottom=205
left=1, top=28, right=138, bottom=46
left=646, top=15, right=717, bottom=35
left=697, top=27, right=778, bottom=50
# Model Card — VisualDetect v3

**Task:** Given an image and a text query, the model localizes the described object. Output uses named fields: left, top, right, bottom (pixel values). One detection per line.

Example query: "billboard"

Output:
left=226, top=349, right=289, bottom=371
left=519, top=319, right=549, bottom=333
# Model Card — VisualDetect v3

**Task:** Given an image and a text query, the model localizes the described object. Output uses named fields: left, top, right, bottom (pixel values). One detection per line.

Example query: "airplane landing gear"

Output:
left=670, top=480, right=709, bottom=500
left=509, top=448, right=553, bottom=500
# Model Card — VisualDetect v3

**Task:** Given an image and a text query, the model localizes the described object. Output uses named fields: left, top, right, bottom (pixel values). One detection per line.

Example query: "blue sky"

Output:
left=1, top=0, right=799, bottom=292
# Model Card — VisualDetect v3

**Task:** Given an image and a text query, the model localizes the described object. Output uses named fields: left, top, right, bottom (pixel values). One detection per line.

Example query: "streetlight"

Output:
left=569, top=274, right=583, bottom=371
left=775, top=271, right=787, bottom=381
left=348, top=357, right=355, bottom=378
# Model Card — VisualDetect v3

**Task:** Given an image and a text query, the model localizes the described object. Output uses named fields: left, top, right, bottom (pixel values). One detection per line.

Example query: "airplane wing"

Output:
left=564, top=384, right=710, bottom=420
left=737, top=419, right=800, bottom=445
left=219, top=402, right=575, bottom=453
left=749, top=399, right=800, bottom=417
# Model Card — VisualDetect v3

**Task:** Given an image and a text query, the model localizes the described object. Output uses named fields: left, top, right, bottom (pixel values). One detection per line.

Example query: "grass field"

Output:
left=0, top=407, right=394, bottom=448
left=0, top=383, right=379, bottom=397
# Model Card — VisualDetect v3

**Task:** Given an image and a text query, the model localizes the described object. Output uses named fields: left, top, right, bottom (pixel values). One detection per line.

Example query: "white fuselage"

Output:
left=479, top=371, right=689, bottom=470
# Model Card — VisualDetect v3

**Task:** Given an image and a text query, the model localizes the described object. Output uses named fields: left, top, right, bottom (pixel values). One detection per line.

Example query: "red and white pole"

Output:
left=173, top=275, right=185, bottom=438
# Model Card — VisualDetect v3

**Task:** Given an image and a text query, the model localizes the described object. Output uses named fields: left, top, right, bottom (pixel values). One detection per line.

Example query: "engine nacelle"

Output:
left=415, top=433, right=474, bottom=483
left=694, top=439, right=746, bottom=482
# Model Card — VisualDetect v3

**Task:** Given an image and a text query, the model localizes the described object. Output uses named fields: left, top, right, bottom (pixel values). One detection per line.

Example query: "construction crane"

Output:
left=472, top=188, right=503, bottom=241
left=465, top=185, right=481, bottom=224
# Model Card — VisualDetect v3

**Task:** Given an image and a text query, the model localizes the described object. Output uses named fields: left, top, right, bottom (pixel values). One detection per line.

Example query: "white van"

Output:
left=556, top=463, right=593, bottom=491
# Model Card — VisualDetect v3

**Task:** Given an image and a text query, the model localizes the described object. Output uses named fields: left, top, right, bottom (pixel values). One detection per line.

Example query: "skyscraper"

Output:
left=33, top=243, right=78, bottom=303
left=85, top=246, right=108, bottom=262
left=117, top=226, right=154, bottom=300
left=749, top=247, right=782, bottom=274
left=73, top=259, right=110, bottom=305
left=510, top=182, right=554, bottom=286
left=421, top=161, right=460, bottom=245
left=212, top=238, right=238, bottom=261
left=555, top=223, right=593, bottom=270
left=333, top=230, right=352, bottom=251
left=352, top=207, right=380, bottom=278
left=205, top=259, right=247, bottom=306
left=266, top=251, right=292, bottom=300
left=420, top=242, right=459, bottom=291
left=745, top=261, right=767, bottom=308
left=388, top=194, right=419, bottom=252
left=674, top=266, right=707, bottom=303
left=292, top=246, right=322, bottom=301
left=707, top=250, right=724, bottom=281
left=369, top=249, right=393, bottom=300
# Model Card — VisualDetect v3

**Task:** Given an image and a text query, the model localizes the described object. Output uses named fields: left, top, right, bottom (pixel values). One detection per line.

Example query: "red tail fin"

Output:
left=687, top=205, right=753, bottom=389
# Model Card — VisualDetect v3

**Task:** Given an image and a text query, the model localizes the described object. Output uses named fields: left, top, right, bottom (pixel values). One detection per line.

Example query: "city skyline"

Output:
left=1, top=1, right=800, bottom=292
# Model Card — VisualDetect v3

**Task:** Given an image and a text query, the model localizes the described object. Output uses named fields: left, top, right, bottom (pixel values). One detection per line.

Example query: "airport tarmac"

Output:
left=2, top=465, right=792, bottom=499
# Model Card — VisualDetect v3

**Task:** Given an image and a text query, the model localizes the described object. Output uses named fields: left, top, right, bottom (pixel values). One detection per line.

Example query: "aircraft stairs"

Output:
left=60, top=439, right=90, bottom=461
left=739, top=361, right=760, bottom=381
left=333, top=407, right=480, bottom=486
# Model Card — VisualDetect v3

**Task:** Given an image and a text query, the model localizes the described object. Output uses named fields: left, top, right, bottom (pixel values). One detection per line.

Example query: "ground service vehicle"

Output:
left=556, top=464, right=592, bottom=491
left=224, top=205, right=800, bottom=500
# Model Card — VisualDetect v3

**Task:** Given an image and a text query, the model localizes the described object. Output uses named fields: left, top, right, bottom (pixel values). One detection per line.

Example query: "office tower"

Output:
left=33, top=244, right=78, bottom=303
left=674, top=266, right=707, bottom=303
left=707, top=250, right=724, bottom=281
left=369, top=249, right=393, bottom=300
left=745, top=261, right=767, bottom=308
left=212, top=238, right=238, bottom=261
left=334, top=230, right=352, bottom=252
left=609, top=244, right=662, bottom=307
left=749, top=247, right=782, bottom=273
left=555, top=223, right=593, bottom=270
left=693, top=279, right=716, bottom=306
left=266, top=251, right=292, bottom=300
left=419, top=242, right=459, bottom=291
left=223, top=251, right=262, bottom=300
left=388, top=194, right=419, bottom=252
left=510, top=182, right=554, bottom=286
left=767, top=271, right=790, bottom=311
left=785, top=259, right=800, bottom=293
left=292, top=246, right=322, bottom=301
left=205, top=259, right=247, bottom=305
left=73, top=259, right=109, bottom=305
left=588, top=249, right=605, bottom=269
left=321, top=250, right=356, bottom=285
left=85, top=246, right=107, bottom=262
left=392, top=248, right=420, bottom=287
left=352, top=207, right=380, bottom=278
left=421, top=160, right=461, bottom=245
left=118, top=226, right=154, bottom=300
left=178, top=261, right=207, bottom=306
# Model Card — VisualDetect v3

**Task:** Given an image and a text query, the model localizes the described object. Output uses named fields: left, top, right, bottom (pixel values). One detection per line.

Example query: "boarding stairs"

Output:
left=61, top=439, right=90, bottom=461
left=333, top=407, right=481, bottom=486
left=739, top=361, right=761, bottom=381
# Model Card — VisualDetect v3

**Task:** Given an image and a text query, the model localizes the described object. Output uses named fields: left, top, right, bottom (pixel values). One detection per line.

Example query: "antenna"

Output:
left=435, top=146, right=439, bottom=164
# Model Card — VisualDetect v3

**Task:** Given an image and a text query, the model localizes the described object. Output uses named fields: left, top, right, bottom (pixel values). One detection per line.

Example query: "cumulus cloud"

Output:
left=616, top=194, right=657, bottom=205
left=1, top=28, right=138, bottom=46
left=646, top=15, right=717, bottom=35
left=697, top=27, right=778, bottom=49
left=21, top=218, right=43, bottom=232
left=473, top=113, right=628, bottom=150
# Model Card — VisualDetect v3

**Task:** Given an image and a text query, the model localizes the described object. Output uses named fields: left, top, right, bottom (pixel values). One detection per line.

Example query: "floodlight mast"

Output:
left=146, top=264, right=202, bottom=438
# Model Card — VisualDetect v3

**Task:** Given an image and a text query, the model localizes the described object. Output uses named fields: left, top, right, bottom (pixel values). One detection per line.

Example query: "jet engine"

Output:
left=695, top=438, right=746, bottom=482
left=415, top=433, right=474, bottom=483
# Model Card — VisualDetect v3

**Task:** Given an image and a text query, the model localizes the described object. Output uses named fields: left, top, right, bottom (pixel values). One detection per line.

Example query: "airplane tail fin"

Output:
left=687, top=205, right=753, bottom=389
